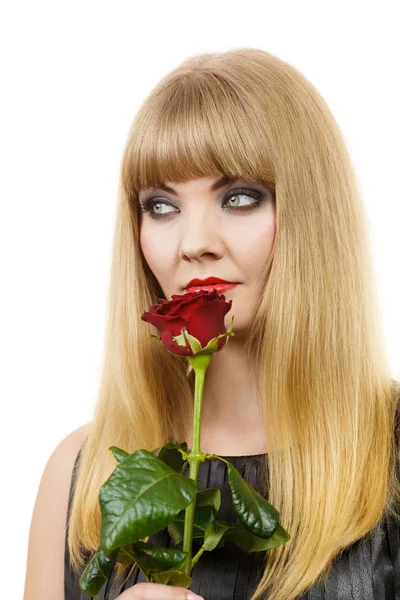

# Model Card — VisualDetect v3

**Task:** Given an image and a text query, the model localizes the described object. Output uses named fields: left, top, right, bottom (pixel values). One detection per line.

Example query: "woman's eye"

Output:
left=142, top=200, right=176, bottom=217
left=224, top=193, right=256, bottom=209
left=139, top=188, right=266, bottom=220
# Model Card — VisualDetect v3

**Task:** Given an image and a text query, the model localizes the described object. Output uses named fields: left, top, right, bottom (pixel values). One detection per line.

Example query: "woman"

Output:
left=24, top=48, right=400, bottom=600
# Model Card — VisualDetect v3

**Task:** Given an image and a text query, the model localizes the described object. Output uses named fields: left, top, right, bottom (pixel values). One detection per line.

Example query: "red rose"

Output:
left=141, top=289, right=234, bottom=356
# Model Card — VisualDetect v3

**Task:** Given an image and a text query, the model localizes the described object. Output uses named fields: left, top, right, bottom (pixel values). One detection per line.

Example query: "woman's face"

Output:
left=138, top=175, right=276, bottom=331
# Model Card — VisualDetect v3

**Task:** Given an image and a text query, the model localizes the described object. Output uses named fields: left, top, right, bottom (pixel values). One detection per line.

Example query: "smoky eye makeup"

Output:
left=138, top=183, right=271, bottom=221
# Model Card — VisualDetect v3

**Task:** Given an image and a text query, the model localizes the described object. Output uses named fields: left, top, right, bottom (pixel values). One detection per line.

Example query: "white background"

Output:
left=1, top=1, right=399, bottom=597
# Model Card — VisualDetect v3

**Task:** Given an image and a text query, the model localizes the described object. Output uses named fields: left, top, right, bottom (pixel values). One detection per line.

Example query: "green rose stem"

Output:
left=182, top=352, right=212, bottom=575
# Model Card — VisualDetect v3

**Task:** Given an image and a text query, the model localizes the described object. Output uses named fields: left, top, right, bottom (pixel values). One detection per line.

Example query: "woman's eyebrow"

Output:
left=148, top=176, right=234, bottom=196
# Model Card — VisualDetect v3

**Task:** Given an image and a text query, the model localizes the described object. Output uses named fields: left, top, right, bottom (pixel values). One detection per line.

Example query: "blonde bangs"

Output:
left=121, top=67, right=276, bottom=200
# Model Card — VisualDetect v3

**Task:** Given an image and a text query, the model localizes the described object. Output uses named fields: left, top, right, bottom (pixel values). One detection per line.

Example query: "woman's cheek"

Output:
left=140, top=229, right=173, bottom=278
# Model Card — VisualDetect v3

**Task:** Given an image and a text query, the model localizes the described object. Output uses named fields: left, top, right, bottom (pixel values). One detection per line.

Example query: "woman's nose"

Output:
left=178, top=208, right=224, bottom=261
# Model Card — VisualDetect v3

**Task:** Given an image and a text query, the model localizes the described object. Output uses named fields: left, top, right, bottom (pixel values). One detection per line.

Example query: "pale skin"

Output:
left=117, top=582, right=204, bottom=599
left=139, top=175, right=276, bottom=456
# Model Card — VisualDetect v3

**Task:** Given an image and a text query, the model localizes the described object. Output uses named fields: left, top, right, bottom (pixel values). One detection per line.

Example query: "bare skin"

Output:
left=139, top=175, right=276, bottom=456
left=116, top=582, right=203, bottom=599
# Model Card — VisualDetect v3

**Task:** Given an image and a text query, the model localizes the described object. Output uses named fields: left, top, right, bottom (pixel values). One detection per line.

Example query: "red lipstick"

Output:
left=184, top=276, right=239, bottom=294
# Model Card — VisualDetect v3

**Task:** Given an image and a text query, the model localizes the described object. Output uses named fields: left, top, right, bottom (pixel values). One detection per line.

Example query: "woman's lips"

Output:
left=184, top=283, right=239, bottom=294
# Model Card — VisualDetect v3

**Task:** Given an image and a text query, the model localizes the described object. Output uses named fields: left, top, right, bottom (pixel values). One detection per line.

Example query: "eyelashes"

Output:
left=138, top=187, right=267, bottom=221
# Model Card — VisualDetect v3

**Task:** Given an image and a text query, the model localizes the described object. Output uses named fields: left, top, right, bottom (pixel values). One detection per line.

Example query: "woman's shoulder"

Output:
left=52, top=422, right=90, bottom=476
left=47, top=422, right=90, bottom=522
left=45, top=422, right=89, bottom=488
left=64, top=422, right=90, bottom=488
left=69, top=422, right=90, bottom=453
left=23, top=423, right=91, bottom=599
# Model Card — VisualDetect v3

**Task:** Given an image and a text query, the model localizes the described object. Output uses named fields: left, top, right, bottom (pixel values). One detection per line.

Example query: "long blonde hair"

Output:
left=67, top=47, right=400, bottom=599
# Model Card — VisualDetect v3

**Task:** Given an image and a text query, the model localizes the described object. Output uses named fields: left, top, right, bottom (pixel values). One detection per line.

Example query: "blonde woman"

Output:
left=24, top=48, right=400, bottom=600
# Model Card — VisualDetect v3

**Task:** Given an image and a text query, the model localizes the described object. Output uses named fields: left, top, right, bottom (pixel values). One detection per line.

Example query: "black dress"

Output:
left=65, top=447, right=400, bottom=600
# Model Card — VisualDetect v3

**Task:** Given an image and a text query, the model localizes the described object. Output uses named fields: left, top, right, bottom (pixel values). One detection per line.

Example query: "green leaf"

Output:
left=194, top=487, right=221, bottom=512
left=224, top=521, right=290, bottom=552
left=151, top=442, right=189, bottom=471
left=202, top=520, right=233, bottom=551
left=116, top=543, right=136, bottom=565
left=203, top=520, right=291, bottom=553
left=167, top=488, right=221, bottom=545
left=99, top=449, right=198, bottom=553
left=129, top=540, right=188, bottom=575
left=151, top=569, right=193, bottom=587
left=116, top=541, right=190, bottom=585
left=206, top=455, right=279, bottom=538
left=168, top=505, right=216, bottom=545
left=79, top=547, right=118, bottom=596
left=109, top=443, right=189, bottom=469
left=109, top=446, right=130, bottom=463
